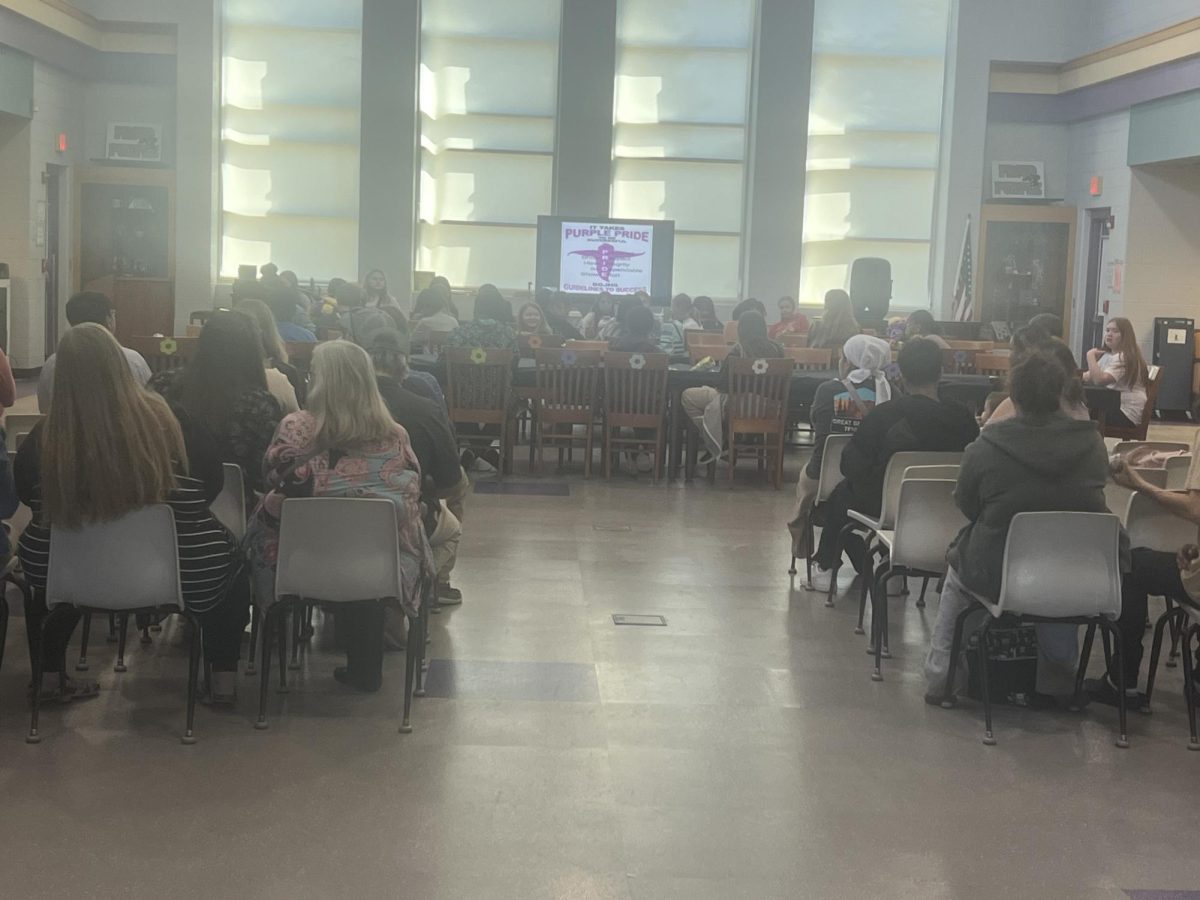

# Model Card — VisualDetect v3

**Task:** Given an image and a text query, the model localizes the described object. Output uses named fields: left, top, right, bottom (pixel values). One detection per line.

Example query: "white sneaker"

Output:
left=806, top=566, right=835, bottom=593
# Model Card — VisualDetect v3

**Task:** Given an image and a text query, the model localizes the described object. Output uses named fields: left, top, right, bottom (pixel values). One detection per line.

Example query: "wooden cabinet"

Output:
left=84, top=274, right=174, bottom=345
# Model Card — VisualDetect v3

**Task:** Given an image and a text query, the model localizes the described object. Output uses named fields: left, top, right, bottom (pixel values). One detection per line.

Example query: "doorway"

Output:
left=43, top=164, right=65, bottom=358
left=1080, top=207, right=1110, bottom=360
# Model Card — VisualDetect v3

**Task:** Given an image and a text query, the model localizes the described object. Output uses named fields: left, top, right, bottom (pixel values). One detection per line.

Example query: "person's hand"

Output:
left=1177, top=544, right=1199, bottom=571
left=1110, top=458, right=1138, bottom=489
left=1086, top=347, right=1103, bottom=362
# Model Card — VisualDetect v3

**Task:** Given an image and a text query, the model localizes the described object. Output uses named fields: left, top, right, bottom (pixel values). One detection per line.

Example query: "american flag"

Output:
left=951, top=216, right=973, bottom=322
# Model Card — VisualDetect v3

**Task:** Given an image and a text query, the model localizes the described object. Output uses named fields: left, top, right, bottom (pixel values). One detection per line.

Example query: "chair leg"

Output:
left=1182, top=623, right=1199, bottom=750
left=871, top=567, right=894, bottom=681
left=916, top=578, right=929, bottom=609
left=978, top=617, right=996, bottom=745
left=289, top=601, right=303, bottom=671
left=400, top=612, right=418, bottom=734
left=255, top=604, right=278, bottom=730
left=277, top=603, right=289, bottom=693
left=0, top=590, right=7, bottom=675
left=827, top=521, right=861, bottom=608
left=583, top=419, right=593, bottom=479
left=856, top=544, right=882, bottom=621
left=76, top=611, right=92, bottom=672
left=107, top=612, right=117, bottom=643
left=182, top=611, right=201, bottom=745
left=1074, top=623, right=1097, bottom=710
left=246, top=604, right=259, bottom=676
left=415, top=603, right=429, bottom=697
left=1144, top=607, right=1183, bottom=710
left=1099, top=618, right=1130, bottom=748
left=114, top=613, right=130, bottom=672
left=26, top=614, right=50, bottom=743
left=1167, top=598, right=1183, bottom=667
left=940, top=602, right=978, bottom=708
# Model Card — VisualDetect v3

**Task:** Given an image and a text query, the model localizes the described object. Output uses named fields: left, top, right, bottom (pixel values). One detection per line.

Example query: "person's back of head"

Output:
left=1028, top=313, right=1064, bottom=340
left=265, top=287, right=307, bottom=327
left=1010, top=324, right=1054, bottom=356
left=327, top=277, right=347, bottom=298
left=1046, top=338, right=1085, bottom=408
left=65, top=291, right=114, bottom=329
left=819, top=289, right=858, bottom=341
left=735, top=310, right=777, bottom=357
left=692, top=295, right=717, bottom=323
left=179, top=310, right=269, bottom=428
left=279, top=270, right=299, bottom=289
left=625, top=305, right=654, bottom=339
left=43, top=323, right=184, bottom=528
left=670, top=293, right=693, bottom=320
left=474, top=283, right=512, bottom=323
left=260, top=262, right=279, bottom=279
left=368, top=328, right=411, bottom=380
left=234, top=297, right=288, bottom=364
left=731, top=298, right=766, bottom=322
left=615, top=295, right=640, bottom=327
left=905, top=309, right=937, bottom=337
left=308, top=340, right=396, bottom=452
left=1010, top=349, right=1067, bottom=418
left=897, top=336, right=942, bottom=388
left=413, top=287, right=445, bottom=319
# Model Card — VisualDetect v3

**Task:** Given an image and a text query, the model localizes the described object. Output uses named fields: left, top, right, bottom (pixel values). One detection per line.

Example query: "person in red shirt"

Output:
left=769, top=295, right=808, bottom=339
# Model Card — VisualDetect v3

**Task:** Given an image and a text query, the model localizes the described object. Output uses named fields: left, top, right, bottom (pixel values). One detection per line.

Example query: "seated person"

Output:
left=984, top=337, right=1088, bottom=427
left=810, top=337, right=979, bottom=589
left=38, top=291, right=152, bottom=412
left=20, top=324, right=250, bottom=702
left=769, top=295, right=808, bottom=339
left=657, top=293, right=700, bottom=357
left=691, top=295, right=722, bottom=333
left=925, top=350, right=1126, bottom=706
left=1083, top=317, right=1148, bottom=429
left=903, top=309, right=950, bottom=349
left=446, top=284, right=517, bottom=350
left=538, top=289, right=583, bottom=340
left=788, top=335, right=892, bottom=546
left=1097, top=440, right=1200, bottom=706
left=233, top=298, right=302, bottom=412
left=1027, top=312, right=1064, bottom=340
left=580, top=293, right=616, bottom=340
left=517, top=302, right=553, bottom=336
left=369, top=329, right=468, bottom=606
left=609, top=306, right=660, bottom=354
left=807, top=289, right=860, bottom=351
left=730, top=298, right=767, bottom=322
left=410, top=286, right=459, bottom=346
left=248, top=341, right=432, bottom=692
left=682, top=311, right=785, bottom=463
left=600, top=296, right=641, bottom=342
left=266, top=287, right=318, bottom=343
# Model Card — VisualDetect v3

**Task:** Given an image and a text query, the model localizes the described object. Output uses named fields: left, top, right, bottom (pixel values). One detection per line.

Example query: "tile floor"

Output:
left=0, top=394, right=1198, bottom=898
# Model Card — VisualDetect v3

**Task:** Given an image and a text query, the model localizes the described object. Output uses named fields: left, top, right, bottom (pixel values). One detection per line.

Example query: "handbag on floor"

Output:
left=966, top=623, right=1038, bottom=705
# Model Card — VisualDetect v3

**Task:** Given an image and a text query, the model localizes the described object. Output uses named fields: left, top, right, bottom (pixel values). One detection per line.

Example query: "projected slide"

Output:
left=559, top=221, right=654, bottom=295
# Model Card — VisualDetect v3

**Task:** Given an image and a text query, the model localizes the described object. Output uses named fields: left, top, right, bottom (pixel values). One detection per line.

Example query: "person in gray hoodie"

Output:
left=924, top=350, right=1130, bottom=706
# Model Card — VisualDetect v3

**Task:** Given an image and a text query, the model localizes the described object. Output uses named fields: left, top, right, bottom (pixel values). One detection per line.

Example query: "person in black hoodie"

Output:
left=810, top=337, right=979, bottom=589
left=923, top=350, right=1129, bottom=706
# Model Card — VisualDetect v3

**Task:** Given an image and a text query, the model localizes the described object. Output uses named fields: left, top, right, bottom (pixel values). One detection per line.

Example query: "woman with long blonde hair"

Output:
left=248, top=340, right=432, bottom=692
left=807, top=289, right=861, bottom=351
left=17, top=324, right=249, bottom=702
left=1084, top=316, right=1149, bottom=428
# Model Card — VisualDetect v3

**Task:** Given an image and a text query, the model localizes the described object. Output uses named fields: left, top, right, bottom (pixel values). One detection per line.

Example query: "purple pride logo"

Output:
left=569, top=243, right=644, bottom=281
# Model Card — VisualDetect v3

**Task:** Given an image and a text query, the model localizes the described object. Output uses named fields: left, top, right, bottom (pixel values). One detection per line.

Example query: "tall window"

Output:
left=611, top=0, right=754, bottom=300
left=220, top=1, right=363, bottom=280
left=418, top=0, right=561, bottom=290
left=802, top=0, right=951, bottom=308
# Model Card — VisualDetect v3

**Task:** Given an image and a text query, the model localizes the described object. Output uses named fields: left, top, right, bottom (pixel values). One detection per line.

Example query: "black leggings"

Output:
left=813, top=481, right=869, bottom=572
left=1107, top=548, right=1190, bottom=688
left=1107, top=410, right=1139, bottom=430
left=335, top=601, right=386, bottom=690
left=23, top=570, right=251, bottom=675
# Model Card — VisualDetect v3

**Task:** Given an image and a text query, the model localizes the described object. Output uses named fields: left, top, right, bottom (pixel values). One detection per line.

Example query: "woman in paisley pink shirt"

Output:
left=248, top=340, right=433, bottom=692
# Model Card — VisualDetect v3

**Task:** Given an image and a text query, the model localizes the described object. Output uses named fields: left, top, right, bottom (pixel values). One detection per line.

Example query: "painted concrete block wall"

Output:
left=1121, top=163, right=1200, bottom=352
left=83, top=81, right=176, bottom=167
left=983, top=122, right=1070, bottom=200
left=1072, top=0, right=1200, bottom=56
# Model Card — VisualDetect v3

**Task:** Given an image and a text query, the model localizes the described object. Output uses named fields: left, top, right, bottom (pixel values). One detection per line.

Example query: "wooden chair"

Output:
left=946, top=340, right=994, bottom=351
left=975, top=351, right=1011, bottom=377
left=780, top=333, right=809, bottom=349
left=443, top=348, right=515, bottom=475
left=517, top=333, right=566, bottom=357
left=423, top=329, right=455, bottom=354
left=942, top=347, right=978, bottom=375
left=283, top=341, right=315, bottom=377
left=601, top=352, right=669, bottom=482
left=722, top=357, right=793, bottom=489
left=685, top=330, right=726, bottom=350
left=126, top=335, right=198, bottom=375
left=1102, top=366, right=1163, bottom=441
left=722, top=321, right=740, bottom=343
left=688, top=344, right=732, bottom=365
left=785, top=347, right=833, bottom=370
left=533, top=348, right=604, bottom=476
left=563, top=339, right=609, bottom=352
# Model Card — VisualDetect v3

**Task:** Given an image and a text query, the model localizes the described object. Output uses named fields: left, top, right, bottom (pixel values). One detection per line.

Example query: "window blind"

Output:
left=220, top=0, right=363, bottom=281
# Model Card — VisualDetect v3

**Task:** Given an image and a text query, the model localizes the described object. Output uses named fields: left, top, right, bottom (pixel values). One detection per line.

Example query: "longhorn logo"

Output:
left=569, top=242, right=644, bottom=281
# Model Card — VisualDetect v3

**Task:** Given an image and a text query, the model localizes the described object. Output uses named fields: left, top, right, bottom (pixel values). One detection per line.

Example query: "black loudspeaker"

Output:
left=849, top=257, right=891, bottom=321
left=1152, top=317, right=1194, bottom=414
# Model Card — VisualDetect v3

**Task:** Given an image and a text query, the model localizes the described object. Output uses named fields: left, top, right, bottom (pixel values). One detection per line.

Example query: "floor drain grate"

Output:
left=612, top=614, right=667, bottom=626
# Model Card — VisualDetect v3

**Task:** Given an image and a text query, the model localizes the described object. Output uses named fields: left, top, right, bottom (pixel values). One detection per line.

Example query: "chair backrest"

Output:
left=563, top=339, right=608, bottom=352
left=722, top=320, right=740, bottom=343
left=877, top=450, right=964, bottom=528
left=4, top=413, right=44, bottom=455
left=891, top=479, right=967, bottom=574
left=517, top=333, right=566, bottom=357
left=47, top=505, right=183, bottom=611
left=274, top=497, right=402, bottom=603
left=424, top=329, right=454, bottom=352
left=685, top=330, right=725, bottom=349
left=1112, top=440, right=1191, bottom=456
left=946, top=340, right=993, bottom=351
left=785, top=347, right=833, bottom=370
left=443, top=347, right=513, bottom=422
left=210, top=463, right=247, bottom=539
left=975, top=351, right=1011, bottom=377
left=997, top=512, right=1122, bottom=618
left=725, top=357, right=792, bottom=429
left=535, top=348, right=604, bottom=417
left=1165, top=454, right=1192, bottom=490
left=125, top=336, right=198, bottom=375
left=689, top=344, right=732, bottom=364
left=903, top=464, right=960, bottom=482
left=780, top=333, right=809, bottom=349
left=817, top=433, right=851, bottom=502
left=602, top=352, right=669, bottom=422
left=1125, top=490, right=1196, bottom=553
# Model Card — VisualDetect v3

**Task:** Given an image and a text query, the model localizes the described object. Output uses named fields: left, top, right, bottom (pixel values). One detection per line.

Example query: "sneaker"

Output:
left=806, top=566, right=835, bottom=593
left=635, top=451, right=653, bottom=473
left=1084, top=676, right=1145, bottom=710
left=437, top=583, right=463, bottom=605
left=459, top=449, right=477, bottom=469
left=333, top=666, right=381, bottom=693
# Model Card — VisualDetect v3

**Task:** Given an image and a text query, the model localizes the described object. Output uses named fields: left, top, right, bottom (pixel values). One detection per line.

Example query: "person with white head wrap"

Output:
left=840, top=334, right=892, bottom=405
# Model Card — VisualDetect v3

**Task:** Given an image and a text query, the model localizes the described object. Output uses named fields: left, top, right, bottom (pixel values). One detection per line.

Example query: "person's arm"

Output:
left=128, top=350, right=152, bottom=387
left=1085, top=349, right=1116, bottom=386
left=176, top=409, right=224, bottom=504
left=14, top=424, right=42, bottom=508
left=953, top=443, right=984, bottom=521
left=805, top=382, right=836, bottom=480
left=1115, top=462, right=1200, bottom=524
